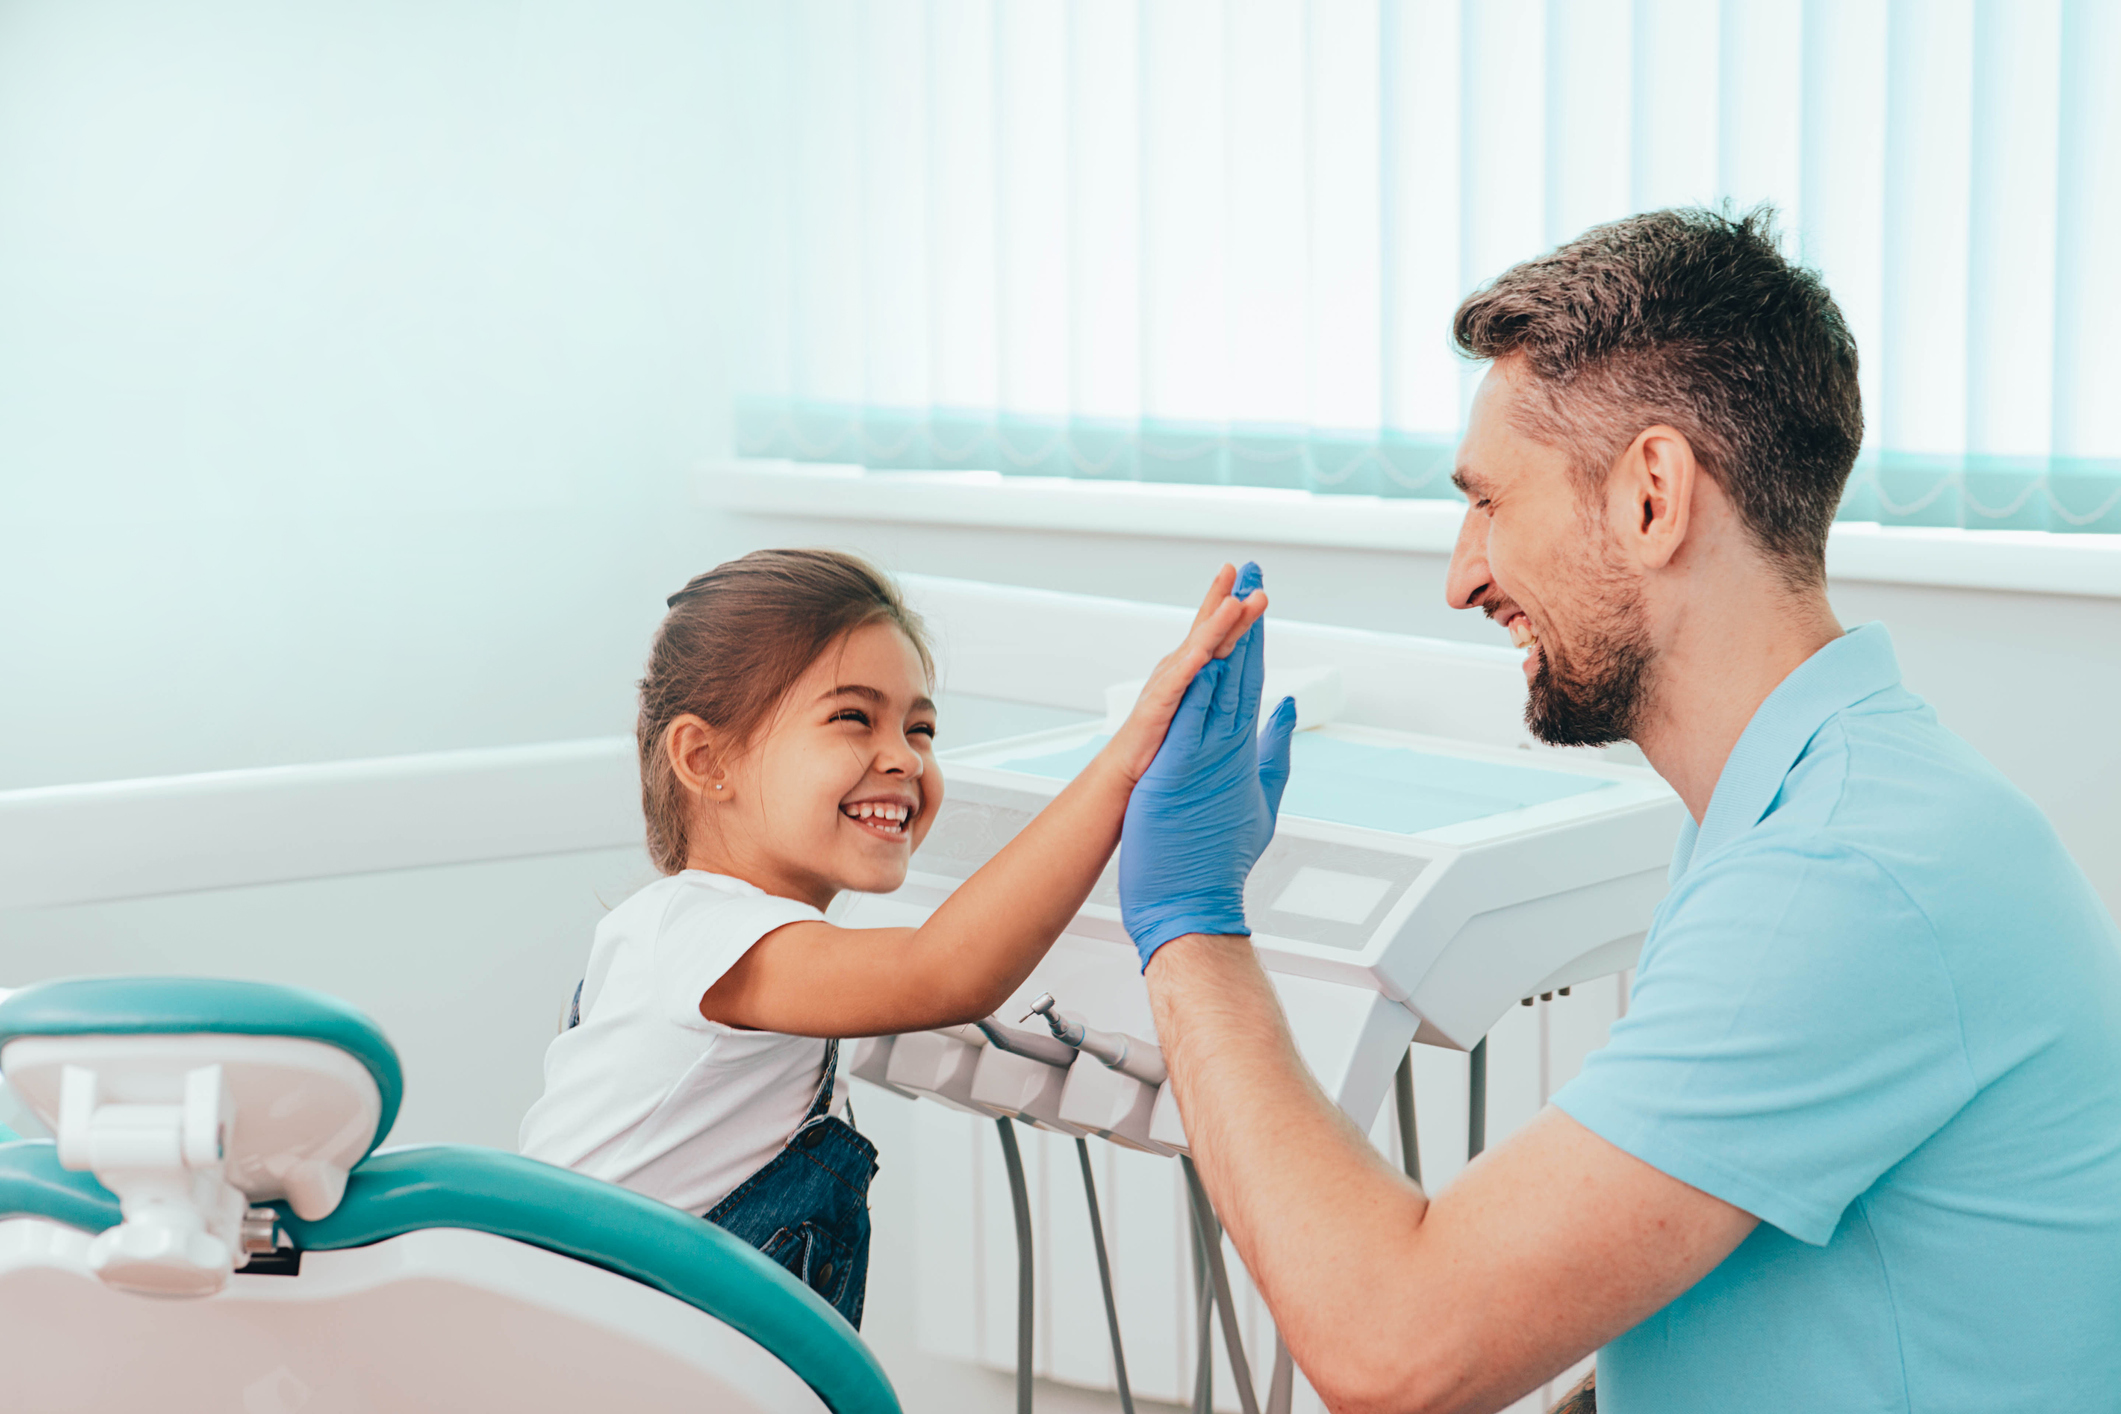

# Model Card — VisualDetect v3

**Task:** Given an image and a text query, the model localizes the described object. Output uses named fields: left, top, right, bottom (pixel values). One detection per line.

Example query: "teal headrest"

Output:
left=0, top=977, right=403, bottom=1158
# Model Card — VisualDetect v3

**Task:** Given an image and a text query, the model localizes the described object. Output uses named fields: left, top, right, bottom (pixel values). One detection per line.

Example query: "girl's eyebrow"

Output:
left=818, top=684, right=938, bottom=715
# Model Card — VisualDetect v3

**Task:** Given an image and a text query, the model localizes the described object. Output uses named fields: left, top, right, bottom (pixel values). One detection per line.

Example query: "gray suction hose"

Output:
left=1024, top=993, right=1227, bottom=1411
left=1394, top=1049, right=1422, bottom=1184
left=1266, top=1334, right=1294, bottom=1414
left=994, top=1117, right=1035, bottom=1414
left=1468, top=1036, right=1488, bottom=1158
left=1075, top=1137, right=1136, bottom=1414
left=1182, top=1156, right=1262, bottom=1414
left=1191, top=1214, right=1214, bottom=1414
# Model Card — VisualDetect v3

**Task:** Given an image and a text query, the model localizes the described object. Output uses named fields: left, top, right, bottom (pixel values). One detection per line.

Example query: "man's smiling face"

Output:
left=1446, top=358, right=1655, bottom=747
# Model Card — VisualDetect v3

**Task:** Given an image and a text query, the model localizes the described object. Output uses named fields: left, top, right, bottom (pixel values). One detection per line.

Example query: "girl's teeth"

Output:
left=844, top=802, right=911, bottom=829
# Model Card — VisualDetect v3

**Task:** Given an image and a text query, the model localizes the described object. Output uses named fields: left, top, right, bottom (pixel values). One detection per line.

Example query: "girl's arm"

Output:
left=700, top=566, right=1268, bottom=1037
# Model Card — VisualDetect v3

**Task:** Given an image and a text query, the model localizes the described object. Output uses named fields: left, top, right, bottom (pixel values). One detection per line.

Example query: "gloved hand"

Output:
left=1119, top=562, right=1298, bottom=970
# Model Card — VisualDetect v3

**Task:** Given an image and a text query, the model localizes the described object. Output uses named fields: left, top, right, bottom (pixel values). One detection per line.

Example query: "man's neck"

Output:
left=1631, top=583, right=1843, bottom=823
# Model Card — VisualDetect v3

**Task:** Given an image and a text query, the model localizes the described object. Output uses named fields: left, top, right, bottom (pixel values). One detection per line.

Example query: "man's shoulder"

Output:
left=1670, top=688, right=2078, bottom=951
left=1714, top=687, right=2117, bottom=998
left=1772, top=686, right=2051, bottom=867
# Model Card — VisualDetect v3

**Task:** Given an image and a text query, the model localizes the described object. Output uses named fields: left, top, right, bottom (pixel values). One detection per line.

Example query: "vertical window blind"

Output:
left=734, top=0, right=2121, bottom=534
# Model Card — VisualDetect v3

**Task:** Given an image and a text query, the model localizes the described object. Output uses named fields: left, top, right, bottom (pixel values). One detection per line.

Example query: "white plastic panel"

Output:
left=0, top=1222, right=828, bottom=1414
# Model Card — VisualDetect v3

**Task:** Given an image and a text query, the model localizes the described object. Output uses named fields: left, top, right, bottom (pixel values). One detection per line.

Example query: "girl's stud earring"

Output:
left=713, top=783, right=724, bottom=790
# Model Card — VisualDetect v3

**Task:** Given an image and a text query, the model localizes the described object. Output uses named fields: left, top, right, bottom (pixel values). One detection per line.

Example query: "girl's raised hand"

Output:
left=1104, top=562, right=1269, bottom=785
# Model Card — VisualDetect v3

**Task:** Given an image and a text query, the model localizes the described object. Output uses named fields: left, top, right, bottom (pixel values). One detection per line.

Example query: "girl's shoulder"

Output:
left=606, top=870, right=825, bottom=949
left=617, top=873, right=829, bottom=1013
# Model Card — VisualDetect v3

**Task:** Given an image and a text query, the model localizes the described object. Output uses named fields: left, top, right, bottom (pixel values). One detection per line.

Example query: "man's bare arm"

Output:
left=1147, top=933, right=1758, bottom=1414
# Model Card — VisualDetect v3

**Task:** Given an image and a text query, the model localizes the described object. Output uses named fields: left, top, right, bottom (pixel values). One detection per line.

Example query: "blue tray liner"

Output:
left=995, top=734, right=1612, bottom=834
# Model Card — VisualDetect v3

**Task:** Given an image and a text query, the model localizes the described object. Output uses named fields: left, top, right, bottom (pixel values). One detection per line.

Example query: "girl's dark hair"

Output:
left=637, top=549, right=932, bottom=874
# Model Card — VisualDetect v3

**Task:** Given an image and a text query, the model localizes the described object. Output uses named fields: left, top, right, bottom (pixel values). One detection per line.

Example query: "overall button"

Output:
left=800, top=1125, right=827, bottom=1150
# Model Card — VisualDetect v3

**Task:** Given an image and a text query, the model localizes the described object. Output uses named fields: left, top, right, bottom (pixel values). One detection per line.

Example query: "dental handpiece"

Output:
left=1025, top=993, right=1169, bottom=1087
left=974, top=1016, right=1081, bottom=1068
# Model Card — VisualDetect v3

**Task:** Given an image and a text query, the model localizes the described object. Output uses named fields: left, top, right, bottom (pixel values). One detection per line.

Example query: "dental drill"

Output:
left=1023, top=993, right=1168, bottom=1086
left=974, top=1016, right=1081, bottom=1068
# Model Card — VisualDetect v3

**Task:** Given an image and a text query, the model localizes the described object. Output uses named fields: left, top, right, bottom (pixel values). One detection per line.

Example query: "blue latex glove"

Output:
left=1119, top=562, right=1298, bottom=970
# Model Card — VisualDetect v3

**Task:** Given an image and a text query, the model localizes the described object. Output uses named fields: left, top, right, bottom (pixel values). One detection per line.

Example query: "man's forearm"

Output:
left=1145, top=935, right=1750, bottom=1414
left=1145, top=933, right=1439, bottom=1407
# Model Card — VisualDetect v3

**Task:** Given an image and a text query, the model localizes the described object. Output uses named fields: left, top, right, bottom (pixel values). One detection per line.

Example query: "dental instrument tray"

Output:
left=840, top=717, right=1683, bottom=1151
left=925, top=721, right=1672, bottom=1050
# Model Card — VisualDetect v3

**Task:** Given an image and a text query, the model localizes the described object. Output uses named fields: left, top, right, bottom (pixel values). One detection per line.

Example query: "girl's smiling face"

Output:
left=675, top=620, right=943, bottom=910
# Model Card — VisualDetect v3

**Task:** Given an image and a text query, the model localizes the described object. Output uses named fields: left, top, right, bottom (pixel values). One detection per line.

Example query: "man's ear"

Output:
left=666, top=714, right=731, bottom=800
left=1610, top=424, right=1697, bottom=571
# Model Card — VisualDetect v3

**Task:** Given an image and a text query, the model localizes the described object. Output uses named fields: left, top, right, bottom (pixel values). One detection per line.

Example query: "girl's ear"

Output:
left=666, top=714, right=732, bottom=800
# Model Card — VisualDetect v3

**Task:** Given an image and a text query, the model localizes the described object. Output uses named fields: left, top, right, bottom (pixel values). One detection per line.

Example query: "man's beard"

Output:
left=1524, top=561, right=1655, bottom=748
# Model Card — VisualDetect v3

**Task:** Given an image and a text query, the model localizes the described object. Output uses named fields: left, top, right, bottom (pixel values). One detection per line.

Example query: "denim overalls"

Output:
left=564, top=985, right=877, bottom=1327
left=703, top=1037, right=878, bottom=1328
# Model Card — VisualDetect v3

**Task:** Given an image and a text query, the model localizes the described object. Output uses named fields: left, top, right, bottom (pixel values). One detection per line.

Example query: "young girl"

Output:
left=519, top=548, right=1265, bottom=1327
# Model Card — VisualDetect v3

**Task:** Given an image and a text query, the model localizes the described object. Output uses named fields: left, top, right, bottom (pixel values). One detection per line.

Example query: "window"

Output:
left=732, top=0, right=2121, bottom=535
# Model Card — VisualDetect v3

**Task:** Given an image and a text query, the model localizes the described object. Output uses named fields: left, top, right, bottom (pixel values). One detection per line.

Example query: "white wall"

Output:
left=0, top=0, right=750, bottom=789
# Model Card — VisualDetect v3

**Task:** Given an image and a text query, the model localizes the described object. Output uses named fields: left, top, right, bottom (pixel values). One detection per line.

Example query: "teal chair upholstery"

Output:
left=0, top=977, right=900, bottom=1414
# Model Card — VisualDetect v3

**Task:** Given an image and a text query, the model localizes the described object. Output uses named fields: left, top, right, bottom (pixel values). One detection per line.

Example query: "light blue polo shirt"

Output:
left=1555, top=623, right=2121, bottom=1413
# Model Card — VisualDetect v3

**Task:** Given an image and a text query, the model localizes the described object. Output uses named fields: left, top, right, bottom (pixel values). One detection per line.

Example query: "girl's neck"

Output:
left=685, top=845, right=838, bottom=913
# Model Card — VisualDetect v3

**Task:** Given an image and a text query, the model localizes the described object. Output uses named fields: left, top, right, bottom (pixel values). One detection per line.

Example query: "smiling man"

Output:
left=1119, top=209, right=2121, bottom=1413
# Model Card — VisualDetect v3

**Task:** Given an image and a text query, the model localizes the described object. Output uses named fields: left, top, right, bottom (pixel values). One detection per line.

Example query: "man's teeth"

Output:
left=1508, top=618, right=1540, bottom=650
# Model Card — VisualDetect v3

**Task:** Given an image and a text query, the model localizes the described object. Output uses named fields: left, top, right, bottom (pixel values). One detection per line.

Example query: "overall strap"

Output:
left=800, top=1038, right=840, bottom=1124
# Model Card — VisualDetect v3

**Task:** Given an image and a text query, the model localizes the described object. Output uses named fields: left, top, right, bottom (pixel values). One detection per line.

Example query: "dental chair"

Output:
left=0, top=977, right=899, bottom=1414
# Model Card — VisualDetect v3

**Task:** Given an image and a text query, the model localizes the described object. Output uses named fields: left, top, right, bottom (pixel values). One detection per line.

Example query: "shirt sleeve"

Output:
left=649, top=880, right=825, bottom=1029
left=1553, top=841, right=1976, bottom=1245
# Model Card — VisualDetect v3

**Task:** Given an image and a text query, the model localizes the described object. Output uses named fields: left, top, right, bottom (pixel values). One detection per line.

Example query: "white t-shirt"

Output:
left=517, top=870, right=840, bottom=1216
